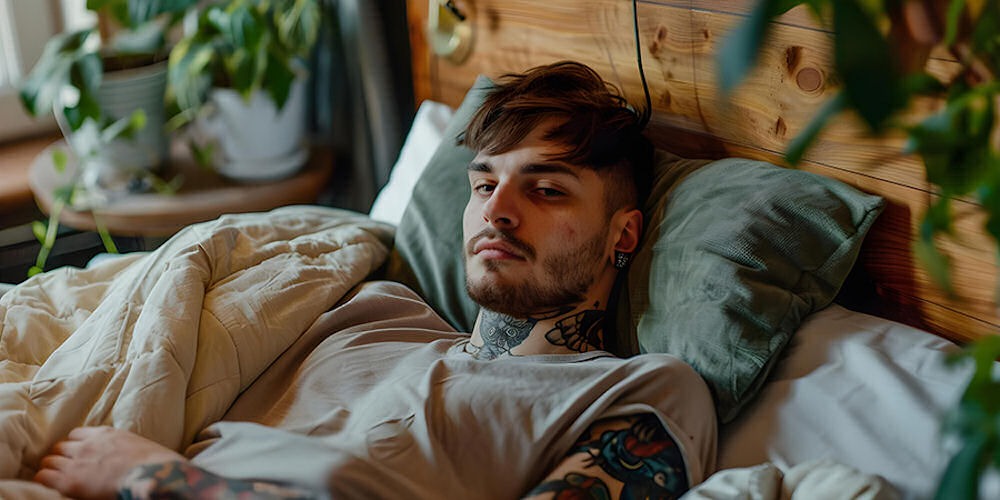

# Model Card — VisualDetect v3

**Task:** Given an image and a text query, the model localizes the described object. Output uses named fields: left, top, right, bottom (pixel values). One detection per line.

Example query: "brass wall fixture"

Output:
left=427, top=0, right=473, bottom=64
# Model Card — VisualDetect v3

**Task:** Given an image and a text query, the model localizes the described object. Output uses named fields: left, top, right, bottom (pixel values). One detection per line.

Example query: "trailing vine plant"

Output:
left=719, top=0, right=998, bottom=497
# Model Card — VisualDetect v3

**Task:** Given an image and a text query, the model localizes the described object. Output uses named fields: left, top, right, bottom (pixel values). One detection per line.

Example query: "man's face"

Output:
left=462, top=125, right=618, bottom=317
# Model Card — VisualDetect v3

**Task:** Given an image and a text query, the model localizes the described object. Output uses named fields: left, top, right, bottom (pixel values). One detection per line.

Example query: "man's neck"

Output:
left=467, top=302, right=607, bottom=360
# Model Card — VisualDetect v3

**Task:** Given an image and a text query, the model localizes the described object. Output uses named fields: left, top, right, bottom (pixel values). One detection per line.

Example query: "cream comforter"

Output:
left=0, top=206, right=896, bottom=499
left=0, top=206, right=393, bottom=487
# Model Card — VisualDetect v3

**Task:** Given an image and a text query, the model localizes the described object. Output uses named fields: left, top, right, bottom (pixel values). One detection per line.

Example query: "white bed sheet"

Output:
left=718, top=303, right=997, bottom=499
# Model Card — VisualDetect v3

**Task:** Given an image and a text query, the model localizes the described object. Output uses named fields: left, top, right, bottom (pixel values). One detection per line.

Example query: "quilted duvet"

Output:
left=0, top=206, right=393, bottom=486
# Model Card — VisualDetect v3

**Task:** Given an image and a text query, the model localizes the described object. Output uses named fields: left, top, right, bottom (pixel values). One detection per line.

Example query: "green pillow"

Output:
left=381, top=76, right=492, bottom=332
left=385, top=78, right=884, bottom=423
left=623, top=155, right=884, bottom=422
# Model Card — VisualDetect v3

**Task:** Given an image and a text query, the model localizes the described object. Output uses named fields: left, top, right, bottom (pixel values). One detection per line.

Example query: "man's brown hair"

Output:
left=460, top=61, right=653, bottom=214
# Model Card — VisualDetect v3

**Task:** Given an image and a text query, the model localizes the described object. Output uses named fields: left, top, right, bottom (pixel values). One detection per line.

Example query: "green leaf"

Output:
left=934, top=433, right=990, bottom=500
left=188, top=140, right=214, bottom=168
left=31, top=221, right=47, bottom=244
left=914, top=228, right=954, bottom=294
left=27, top=267, right=43, bottom=278
left=832, top=0, right=898, bottom=131
left=167, top=37, right=217, bottom=115
left=907, top=95, right=994, bottom=196
left=785, top=91, right=846, bottom=165
left=717, top=0, right=805, bottom=95
left=945, top=0, right=966, bottom=45
left=100, top=108, right=147, bottom=142
left=62, top=89, right=102, bottom=132
left=275, top=0, right=321, bottom=57
left=51, top=149, right=68, bottom=173
left=263, top=48, right=295, bottom=110
left=110, top=20, right=166, bottom=54
left=18, top=29, right=96, bottom=117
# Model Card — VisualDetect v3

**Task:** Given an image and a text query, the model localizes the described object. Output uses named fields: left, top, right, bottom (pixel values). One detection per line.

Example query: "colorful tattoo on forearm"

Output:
left=119, top=460, right=322, bottom=499
left=526, top=472, right=612, bottom=500
left=576, top=414, right=688, bottom=500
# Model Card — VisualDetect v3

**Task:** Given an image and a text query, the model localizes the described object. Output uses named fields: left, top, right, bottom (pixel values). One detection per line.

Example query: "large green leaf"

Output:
left=935, top=433, right=991, bottom=500
left=717, top=0, right=806, bottom=95
left=971, top=0, right=1000, bottom=72
left=275, top=0, right=321, bottom=57
left=127, top=0, right=199, bottom=26
left=832, top=0, right=898, bottom=131
left=908, top=93, right=994, bottom=195
left=18, top=29, right=97, bottom=117
left=785, top=91, right=846, bottom=165
left=263, top=47, right=296, bottom=110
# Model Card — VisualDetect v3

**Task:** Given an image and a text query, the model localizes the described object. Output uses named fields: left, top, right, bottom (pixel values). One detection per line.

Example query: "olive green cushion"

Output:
left=384, top=78, right=884, bottom=422
left=623, top=155, right=885, bottom=422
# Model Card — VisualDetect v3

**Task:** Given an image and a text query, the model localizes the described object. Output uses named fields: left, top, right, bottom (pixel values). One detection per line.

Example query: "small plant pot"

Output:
left=196, top=78, right=308, bottom=182
left=98, top=59, right=170, bottom=169
left=56, top=59, right=169, bottom=204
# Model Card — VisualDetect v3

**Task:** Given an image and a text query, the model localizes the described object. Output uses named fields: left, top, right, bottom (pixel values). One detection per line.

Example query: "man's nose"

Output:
left=483, top=184, right=519, bottom=229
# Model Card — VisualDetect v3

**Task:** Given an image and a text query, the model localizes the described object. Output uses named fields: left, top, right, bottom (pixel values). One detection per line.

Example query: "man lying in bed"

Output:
left=33, top=61, right=716, bottom=499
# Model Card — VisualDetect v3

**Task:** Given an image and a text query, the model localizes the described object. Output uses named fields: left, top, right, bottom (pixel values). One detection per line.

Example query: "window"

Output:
left=0, top=0, right=95, bottom=143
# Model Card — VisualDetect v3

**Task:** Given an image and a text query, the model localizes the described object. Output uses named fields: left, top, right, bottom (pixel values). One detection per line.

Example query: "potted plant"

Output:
left=166, top=0, right=322, bottom=181
left=20, top=0, right=198, bottom=189
left=18, top=0, right=197, bottom=275
left=719, top=0, right=999, bottom=497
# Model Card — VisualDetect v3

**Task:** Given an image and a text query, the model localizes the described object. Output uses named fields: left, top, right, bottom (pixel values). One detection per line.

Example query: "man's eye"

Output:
left=536, top=187, right=565, bottom=197
left=474, top=184, right=495, bottom=194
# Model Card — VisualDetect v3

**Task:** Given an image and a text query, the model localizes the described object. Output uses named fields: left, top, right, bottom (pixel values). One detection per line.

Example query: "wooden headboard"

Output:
left=404, top=0, right=999, bottom=344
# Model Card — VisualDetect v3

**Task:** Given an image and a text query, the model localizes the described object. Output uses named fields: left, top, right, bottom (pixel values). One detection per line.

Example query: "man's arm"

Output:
left=34, top=426, right=322, bottom=500
left=523, top=413, right=689, bottom=500
left=119, top=461, right=320, bottom=499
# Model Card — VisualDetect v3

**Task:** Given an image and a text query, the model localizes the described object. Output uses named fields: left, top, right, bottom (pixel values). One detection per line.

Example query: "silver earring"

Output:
left=614, top=251, right=630, bottom=269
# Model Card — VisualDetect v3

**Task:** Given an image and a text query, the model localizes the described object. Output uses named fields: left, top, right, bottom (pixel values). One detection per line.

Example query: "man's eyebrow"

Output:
left=467, top=161, right=491, bottom=172
left=466, top=161, right=581, bottom=178
left=522, top=162, right=580, bottom=178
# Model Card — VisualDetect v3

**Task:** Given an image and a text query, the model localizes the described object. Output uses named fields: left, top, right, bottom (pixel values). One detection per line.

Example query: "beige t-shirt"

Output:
left=189, top=281, right=717, bottom=498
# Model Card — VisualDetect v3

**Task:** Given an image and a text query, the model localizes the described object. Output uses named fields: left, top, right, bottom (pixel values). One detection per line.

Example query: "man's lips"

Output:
left=473, top=240, right=526, bottom=260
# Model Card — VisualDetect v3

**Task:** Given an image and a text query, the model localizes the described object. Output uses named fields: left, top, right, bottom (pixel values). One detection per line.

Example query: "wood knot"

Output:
left=656, top=25, right=668, bottom=43
left=775, top=117, right=787, bottom=138
left=702, top=29, right=710, bottom=40
left=795, top=67, right=823, bottom=92
left=660, top=90, right=672, bottom=107
left=785, top=46, right=802, bottom=73
left=486, top=8, right=500, bottom=31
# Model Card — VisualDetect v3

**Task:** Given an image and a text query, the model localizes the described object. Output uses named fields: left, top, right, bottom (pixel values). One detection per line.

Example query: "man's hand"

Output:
left=34, top=426, right=185, bottom=500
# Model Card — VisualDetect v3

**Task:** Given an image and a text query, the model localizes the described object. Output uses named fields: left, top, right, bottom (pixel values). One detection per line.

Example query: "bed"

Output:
left=0, top=0, right=997, bottom=498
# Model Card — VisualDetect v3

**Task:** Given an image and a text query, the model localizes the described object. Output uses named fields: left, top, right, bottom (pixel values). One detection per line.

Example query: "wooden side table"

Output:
left=29, top=140, right=333, bottom=237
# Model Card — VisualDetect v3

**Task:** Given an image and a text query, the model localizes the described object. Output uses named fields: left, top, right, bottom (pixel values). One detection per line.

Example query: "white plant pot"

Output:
left=197, top=78, right=309, bottom=182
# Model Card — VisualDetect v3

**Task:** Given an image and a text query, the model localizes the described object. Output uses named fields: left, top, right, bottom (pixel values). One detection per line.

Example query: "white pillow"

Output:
left=369, top=100, right=455, bottom=225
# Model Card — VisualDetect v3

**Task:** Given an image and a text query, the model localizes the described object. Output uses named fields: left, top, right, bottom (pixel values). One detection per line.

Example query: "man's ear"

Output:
left=612, top=208, right=643, bottom=254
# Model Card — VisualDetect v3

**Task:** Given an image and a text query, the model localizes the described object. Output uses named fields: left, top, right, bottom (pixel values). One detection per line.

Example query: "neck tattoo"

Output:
left=469, top=306, right=606, bottom=360
left=471, top=310, right=537, bottom=360
left=544, top=309, right=605, bottom=353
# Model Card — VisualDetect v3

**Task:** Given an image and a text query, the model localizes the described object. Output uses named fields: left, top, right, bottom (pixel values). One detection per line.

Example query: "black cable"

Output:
left=632, top=0, right=652, bottom=129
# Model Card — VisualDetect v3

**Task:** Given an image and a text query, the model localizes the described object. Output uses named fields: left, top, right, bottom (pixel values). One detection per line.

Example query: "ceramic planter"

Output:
left=196, top=78, right=308, bottom=182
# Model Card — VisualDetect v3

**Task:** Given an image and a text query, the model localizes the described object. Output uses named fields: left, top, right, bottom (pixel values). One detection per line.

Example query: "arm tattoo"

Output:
left=119, top=460, right=323, bottom=499
left=526, top=472, right=612, bottom=500
left=544, top=309, right=605, bottom=353
left=576, top=414, right=689, bottom=499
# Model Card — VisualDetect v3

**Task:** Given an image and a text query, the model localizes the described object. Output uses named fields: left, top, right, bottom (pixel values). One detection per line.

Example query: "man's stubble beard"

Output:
left=464, top=228, right=607, bottom=318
